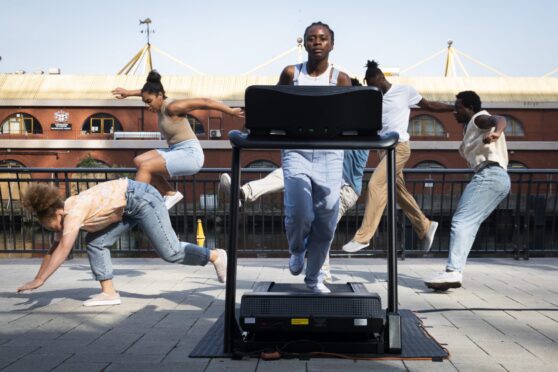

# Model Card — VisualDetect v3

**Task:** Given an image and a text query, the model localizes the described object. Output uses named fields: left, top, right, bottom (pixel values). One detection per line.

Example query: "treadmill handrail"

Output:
left=228, top=130, right=399, bottom=150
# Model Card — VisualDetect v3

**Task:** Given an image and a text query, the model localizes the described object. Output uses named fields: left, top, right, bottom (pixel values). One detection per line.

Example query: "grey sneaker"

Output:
left=212, top=249, right=227, bottom=283
left=83, top=292, right=121, bottom=307
left=164, top=191, right=183, bottom=210
left=422, top=221, right=438, bottom=252
left=289, top=252, right=305, bottom=276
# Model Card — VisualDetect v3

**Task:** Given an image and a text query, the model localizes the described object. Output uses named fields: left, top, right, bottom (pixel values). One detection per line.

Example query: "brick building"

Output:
left=1, top=74, right=557, bottom=171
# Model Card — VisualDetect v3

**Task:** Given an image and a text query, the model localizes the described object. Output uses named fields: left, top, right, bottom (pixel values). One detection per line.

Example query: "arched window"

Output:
left=188, top=114, right=205, bottom=135
left=414, top=161, right=446, bottom=169
left=1, top=113, right=43, bottom=134
left=246, top=160, right=278, bottom=169
left=82, top=113, right=123, bottom=134
left=409, top=115, right=446, bottom=137
left=508, top=161, right=528, bottom=169
left=502, top=115, right=525, bottom=137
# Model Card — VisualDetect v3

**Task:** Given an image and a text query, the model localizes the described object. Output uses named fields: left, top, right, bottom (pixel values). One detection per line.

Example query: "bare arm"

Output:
left=17, top=230, right=79, bottom=292
left=112, top=88, right=142, bottom=99
left=475, top=115, right=507, bottom=143
left=336, top=72, right=352, bottom=87
left=417, top=98, right=454, bottom=112
left=278, top=65, right=295, bottom=85
left=166, top=98, right=244, bottom=118
left=32, top=240, right=59, bottom=282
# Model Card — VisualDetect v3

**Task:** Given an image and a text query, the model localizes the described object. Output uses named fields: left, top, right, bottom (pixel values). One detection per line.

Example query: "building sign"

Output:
left=50, top=110, right=72, bottom=130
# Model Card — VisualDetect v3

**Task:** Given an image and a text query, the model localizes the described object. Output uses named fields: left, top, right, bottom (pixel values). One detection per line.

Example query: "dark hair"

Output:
left=141, top=70, right=166, bottom=98
left=304, top=22, right=334, bottom=43
left=364, top=60, right=383, bottom=81
left=22, top=183, right=64, bottom=220
left=350, top=78, right=362, bottom=87
left=456, top=90, right=482, bottom=112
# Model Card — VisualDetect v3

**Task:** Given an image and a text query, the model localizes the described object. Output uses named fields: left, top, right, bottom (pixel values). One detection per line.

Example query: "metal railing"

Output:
left=1, top=167, right=556, bottom=258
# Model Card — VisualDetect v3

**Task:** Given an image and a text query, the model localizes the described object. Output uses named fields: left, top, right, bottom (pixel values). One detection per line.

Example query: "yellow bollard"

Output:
left=196, top=218, right=206, bottom=247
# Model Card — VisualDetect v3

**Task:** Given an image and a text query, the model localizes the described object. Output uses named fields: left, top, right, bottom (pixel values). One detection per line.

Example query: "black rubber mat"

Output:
left=190, top=309, right=449, bottom=360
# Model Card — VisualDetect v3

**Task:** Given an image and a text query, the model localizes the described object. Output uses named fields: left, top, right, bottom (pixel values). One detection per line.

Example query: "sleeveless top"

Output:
left=157, top=98, right=197, bottom=145
left=459, top=110, right=509, bottom=171
left=293, top=62, right=339, bottom=86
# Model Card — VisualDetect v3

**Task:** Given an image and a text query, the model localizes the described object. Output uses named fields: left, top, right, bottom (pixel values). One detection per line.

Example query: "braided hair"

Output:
left=304, top=21, right=334, bottom=43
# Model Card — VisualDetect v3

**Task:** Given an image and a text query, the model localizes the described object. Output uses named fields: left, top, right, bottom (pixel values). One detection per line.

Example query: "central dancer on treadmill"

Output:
left=277, top=21, right=351, bottom=293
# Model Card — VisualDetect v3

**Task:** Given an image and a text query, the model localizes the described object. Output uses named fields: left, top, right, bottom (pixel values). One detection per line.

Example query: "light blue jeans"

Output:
left=282, top=149, right=343, bottom=285
left=86, top=180, right=210, bottom=281
left=447, top=166, right=511, bottom=272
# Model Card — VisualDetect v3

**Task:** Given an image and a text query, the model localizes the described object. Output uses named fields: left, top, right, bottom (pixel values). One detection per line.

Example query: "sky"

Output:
left=1, top=0, right=557, bottom=78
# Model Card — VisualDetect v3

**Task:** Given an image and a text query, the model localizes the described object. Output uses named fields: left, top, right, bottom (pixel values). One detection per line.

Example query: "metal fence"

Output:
left=1, top=167, right=557, bottom=258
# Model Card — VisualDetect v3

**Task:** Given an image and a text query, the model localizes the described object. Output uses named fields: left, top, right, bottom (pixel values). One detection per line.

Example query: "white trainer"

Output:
left=422, top=221, right=439, bottom=252
left=212, top=249, right=227, bottom=283
left=342, top=240, right=369, bottom=253
left=83, top=292, right=121, bottom=307
left=307, top=282, right=331, bottom=294
left=424, top=271, right=463, bottom=291
left=219, top=173, right=231, bottom=196
left=164, top=191, right=183, bottom=210
left=322, top=255, right=332, bottom=284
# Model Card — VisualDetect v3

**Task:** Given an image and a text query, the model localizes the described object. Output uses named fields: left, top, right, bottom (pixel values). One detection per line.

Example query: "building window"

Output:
left=502, top=115, right=525, bottom=137
left=188, top=114, right=205, bottom=135
left=508, top=161, right=528, bottom=169
left=0, top=160, right=29, bottom=201
left=246, top=160, right=278, bottom=169
left=409, top=115, right=446, bottom=137
left=82, top=113, right=123, bottom=134
left=1, top=113, right=43, bottom=134
left=414, top=161, right=446, bottom=169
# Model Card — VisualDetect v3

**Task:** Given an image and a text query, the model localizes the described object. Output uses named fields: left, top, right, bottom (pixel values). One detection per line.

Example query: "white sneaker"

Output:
left=164, top=191, right=183, bottom=210
left=219, top=173, right=243, bottom=208
left=307, top=282, right=331, bottom=294
left=83, top=292, right=121, bottom=307
left=322, top=256, right=332, bottom=284
left=342, top=240, right=369, bottom=253
left=422, top=221, right=438, bottom=252
left=424, top=271, right=463, bottom=291
left=219, top=173, right=232, bottom=196
left=212, top=249, right=227, bottom=283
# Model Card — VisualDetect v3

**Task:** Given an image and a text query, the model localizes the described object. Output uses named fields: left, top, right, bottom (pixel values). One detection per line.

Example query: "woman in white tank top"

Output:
left=277, top=22, right=352, bottom=293
left=112, top=71, right=244, bottom=209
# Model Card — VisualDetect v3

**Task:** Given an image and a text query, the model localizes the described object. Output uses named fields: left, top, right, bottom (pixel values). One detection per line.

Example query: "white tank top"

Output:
left=459, top=110, right=509, bottom=171
left=293, top=63, right=339, bottom=86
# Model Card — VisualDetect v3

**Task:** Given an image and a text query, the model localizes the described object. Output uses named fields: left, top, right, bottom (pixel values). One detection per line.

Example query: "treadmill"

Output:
left=224, top=85, right=401, bottom=356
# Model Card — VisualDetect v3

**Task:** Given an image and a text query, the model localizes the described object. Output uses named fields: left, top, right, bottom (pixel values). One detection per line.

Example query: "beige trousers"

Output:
left=353, top=141, right=430, bottom=244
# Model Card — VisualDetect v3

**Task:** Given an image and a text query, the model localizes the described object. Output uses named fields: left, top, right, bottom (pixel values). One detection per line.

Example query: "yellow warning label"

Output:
left=291, top=318, right=309, bottom=326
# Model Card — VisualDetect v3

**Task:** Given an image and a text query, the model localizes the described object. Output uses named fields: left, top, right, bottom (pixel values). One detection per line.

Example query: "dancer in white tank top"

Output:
left=277, top=22, right=351, bottom=293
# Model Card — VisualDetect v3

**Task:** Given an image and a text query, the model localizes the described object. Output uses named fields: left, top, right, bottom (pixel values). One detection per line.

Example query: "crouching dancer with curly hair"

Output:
left=17, top=178, right=227, bottom=306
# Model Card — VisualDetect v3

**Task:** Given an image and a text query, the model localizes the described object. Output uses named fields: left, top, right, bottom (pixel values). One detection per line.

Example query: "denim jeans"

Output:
left=282, top=149, right=343, bottom=285
left=86, top=180, right=210, bottom=281
left=447, top=166, right=511, bottom=272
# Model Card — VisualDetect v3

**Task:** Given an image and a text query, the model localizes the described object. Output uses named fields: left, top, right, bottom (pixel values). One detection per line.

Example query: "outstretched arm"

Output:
left=475, top=115, right=507, bottom=143
left=112, top=88, right=142, bottom=99
left=417, top=98, right=454, bottom=112
left=17, top=229, right=79, bottom=292
left=166, top=98, right=244, bottom=119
